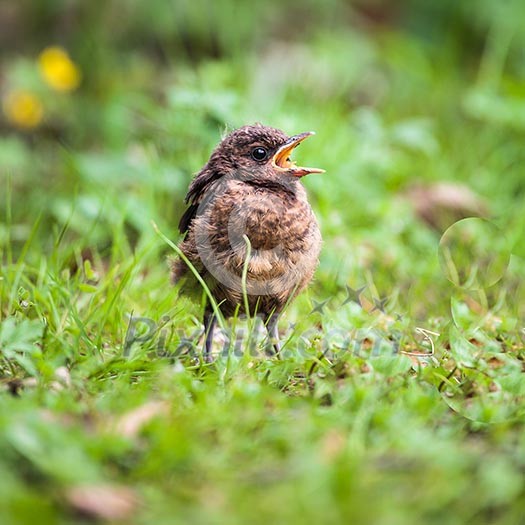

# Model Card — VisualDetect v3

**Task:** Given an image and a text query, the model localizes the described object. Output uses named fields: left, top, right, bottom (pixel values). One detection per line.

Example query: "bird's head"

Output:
left=207, top=124, right=324, bottom=182
left=180, top=124, right=323, bottom=232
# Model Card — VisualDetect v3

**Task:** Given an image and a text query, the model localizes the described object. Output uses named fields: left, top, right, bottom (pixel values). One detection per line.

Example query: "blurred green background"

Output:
left=0, top=0, right=525, bottom=318
left=2, top=0, right=525, bottom=286
left=1, top=1, right=525, bottom=524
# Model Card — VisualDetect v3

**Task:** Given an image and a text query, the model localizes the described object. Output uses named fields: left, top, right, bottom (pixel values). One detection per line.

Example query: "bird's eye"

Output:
left=251, top=147, right=268, bottom=161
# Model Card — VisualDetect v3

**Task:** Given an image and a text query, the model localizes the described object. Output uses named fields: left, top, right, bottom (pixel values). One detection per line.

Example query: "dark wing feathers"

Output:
left=178, top=203, right=199, bottom=234
left=178, top=166, right=222, bottom=234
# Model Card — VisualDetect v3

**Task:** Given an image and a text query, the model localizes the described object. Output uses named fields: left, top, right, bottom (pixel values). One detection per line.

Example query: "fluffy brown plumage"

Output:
left=172, top=124, right=324, bottom=361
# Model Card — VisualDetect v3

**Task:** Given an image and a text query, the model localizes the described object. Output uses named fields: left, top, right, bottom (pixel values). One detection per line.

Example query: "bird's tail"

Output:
left=169, top=255, right=188, bottom=284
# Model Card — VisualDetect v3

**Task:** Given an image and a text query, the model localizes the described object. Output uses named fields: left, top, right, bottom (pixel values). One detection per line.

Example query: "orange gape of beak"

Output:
left=271, top=131, right=325, bottom=177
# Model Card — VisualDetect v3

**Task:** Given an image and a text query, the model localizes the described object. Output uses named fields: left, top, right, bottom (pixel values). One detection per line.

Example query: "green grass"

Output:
left=1, top=2, right=525, bottom=523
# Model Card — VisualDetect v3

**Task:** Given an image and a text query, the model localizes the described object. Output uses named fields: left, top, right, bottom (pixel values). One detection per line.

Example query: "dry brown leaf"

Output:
left=321, top=430, right=346, bottom=461
left=114, top=400, right=169, bottom=438
left=403, top=182, right=488, bottom=232
left=3, top=366, right=72, bottom=394
left=54, top=366, right=71, bottom=387
left=488, top=357, right=504, bottom=369
left=66, top=484, right=138, bottom=521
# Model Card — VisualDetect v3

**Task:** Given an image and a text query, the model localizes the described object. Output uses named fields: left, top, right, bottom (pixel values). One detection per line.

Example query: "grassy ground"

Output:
left=1, top=2, right=525, bottom=523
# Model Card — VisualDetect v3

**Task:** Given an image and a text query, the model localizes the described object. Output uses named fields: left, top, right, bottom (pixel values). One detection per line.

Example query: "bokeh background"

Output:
left=2, top=1, right=525, bottom=523
left=2, top=0, right=525, bottom=301
left=2, top=0, right=525, bottom=319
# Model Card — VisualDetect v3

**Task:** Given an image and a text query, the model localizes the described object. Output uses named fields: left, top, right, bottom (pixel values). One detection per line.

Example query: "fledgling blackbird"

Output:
left=171, top=124, right=324, bottom=361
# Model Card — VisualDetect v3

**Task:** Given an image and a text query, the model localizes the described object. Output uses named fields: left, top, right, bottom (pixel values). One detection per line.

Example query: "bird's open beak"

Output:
left=271, top=131, right=325, bottom=177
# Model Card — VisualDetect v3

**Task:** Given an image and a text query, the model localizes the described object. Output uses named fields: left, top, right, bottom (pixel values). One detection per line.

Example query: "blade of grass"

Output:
left=152, top=222, right=225, bottom=331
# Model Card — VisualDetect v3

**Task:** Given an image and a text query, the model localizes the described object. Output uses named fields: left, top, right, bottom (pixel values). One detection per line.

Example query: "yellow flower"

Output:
left=39, top=46, right=81, bottom=92
left=2, top=90, right=43, bottom=129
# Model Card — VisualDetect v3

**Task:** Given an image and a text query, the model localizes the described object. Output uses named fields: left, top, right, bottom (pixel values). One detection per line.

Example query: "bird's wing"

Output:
left=178, top=203, right=199, bottom=234
left=178, top=166, right=223, bottom=234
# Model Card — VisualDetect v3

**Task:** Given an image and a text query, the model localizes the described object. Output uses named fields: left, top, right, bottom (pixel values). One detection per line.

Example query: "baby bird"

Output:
left=172, top=124, right=324, bottom=361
